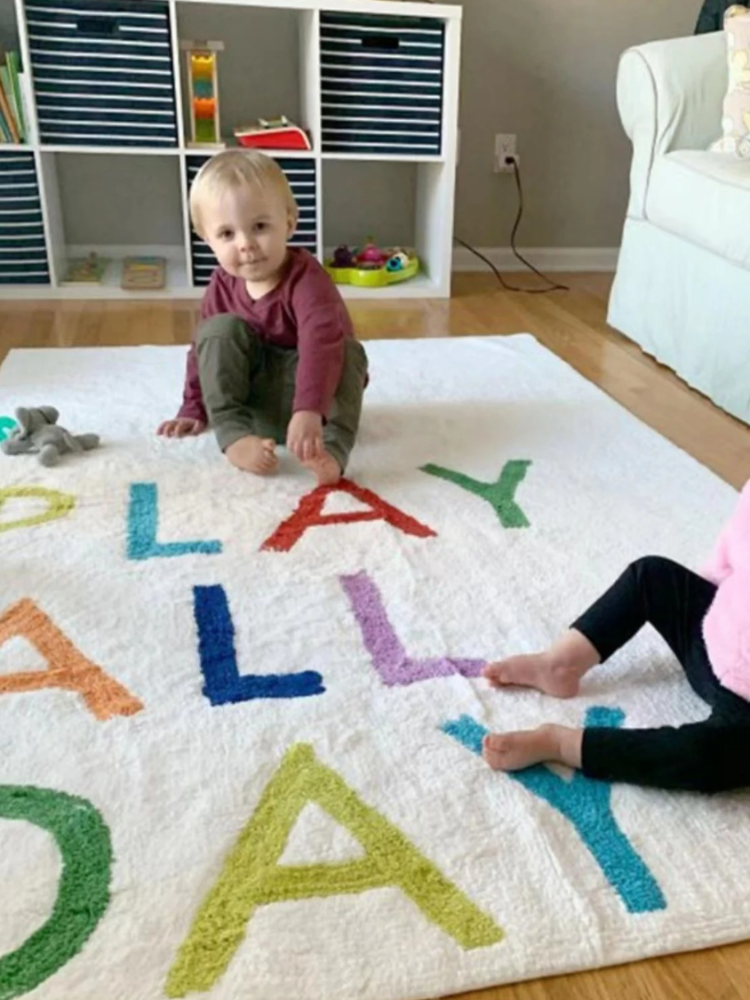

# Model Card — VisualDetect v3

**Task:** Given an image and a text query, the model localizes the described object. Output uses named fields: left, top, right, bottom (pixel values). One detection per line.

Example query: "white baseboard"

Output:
left=452, top=246, right=619, bottom=273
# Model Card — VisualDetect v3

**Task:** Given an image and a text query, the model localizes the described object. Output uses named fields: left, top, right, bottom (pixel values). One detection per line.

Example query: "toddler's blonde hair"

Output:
left=189, top=149, right=298, bottom=237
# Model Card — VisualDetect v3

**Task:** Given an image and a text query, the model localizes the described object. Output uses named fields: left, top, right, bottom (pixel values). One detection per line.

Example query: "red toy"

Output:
left=234, top=115, right=312, bottom=151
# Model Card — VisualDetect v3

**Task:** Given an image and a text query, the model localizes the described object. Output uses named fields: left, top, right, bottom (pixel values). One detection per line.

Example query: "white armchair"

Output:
left=607, top=32, right=750, bottom=424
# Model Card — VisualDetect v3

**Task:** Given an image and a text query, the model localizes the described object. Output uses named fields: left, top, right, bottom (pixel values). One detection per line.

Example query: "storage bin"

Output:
left=0, top=153, right=50, bottom=284
left=320, top=12, right=444, bottom=156
left=24, top=0, right=178, bottom=147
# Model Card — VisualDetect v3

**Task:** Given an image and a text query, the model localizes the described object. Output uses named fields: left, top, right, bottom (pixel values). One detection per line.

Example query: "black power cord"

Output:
left=456, top=157, right=569, bottom=294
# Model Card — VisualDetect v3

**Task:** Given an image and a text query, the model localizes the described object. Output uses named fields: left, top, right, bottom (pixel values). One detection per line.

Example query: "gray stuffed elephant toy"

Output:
left=1, top=406, right=99, bottom=466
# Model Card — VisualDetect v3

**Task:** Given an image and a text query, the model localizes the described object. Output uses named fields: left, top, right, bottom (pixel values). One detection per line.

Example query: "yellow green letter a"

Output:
left=166, top=743, right=503, bottom=997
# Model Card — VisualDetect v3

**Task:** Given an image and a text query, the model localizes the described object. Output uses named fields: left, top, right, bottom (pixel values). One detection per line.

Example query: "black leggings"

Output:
left=575, top=556, right=750, bottom=793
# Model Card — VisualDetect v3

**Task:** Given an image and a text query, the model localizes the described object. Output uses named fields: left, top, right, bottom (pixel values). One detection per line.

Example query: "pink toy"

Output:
left=355, top=241, right=389, bottom=266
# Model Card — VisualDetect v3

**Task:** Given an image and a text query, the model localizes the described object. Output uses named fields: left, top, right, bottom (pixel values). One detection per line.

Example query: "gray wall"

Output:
left=323, top=161, right=417, bottom=249
left=453, top=0, right=698, bottom=247
left=0, top=0, right=702, bottom=249
left=0, top=0, right=16, bottom=50
left=56, top=155, right=184, bottom=247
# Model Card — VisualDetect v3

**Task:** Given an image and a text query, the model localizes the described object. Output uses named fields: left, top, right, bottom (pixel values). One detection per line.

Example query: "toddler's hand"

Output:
left=287, top=410, right=323, bottom=462
left=157, top=417, right=206, bottom=437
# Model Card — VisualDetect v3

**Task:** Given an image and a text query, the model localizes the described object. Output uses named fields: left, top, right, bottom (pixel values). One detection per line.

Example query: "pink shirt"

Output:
left=177, top=249, right=354, bottom=423
left=702, top=479, right=750, bottom=702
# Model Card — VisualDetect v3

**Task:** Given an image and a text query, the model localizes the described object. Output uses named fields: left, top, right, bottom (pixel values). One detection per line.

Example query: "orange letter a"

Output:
left=0, top=599, right=143, bottom=720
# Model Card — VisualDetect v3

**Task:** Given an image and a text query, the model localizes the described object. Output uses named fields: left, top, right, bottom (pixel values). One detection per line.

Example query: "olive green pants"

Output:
left=196, top=314, right=368, bottom=471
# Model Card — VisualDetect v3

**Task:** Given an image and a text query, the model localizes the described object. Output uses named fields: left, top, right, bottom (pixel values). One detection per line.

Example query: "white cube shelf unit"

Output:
left=1, top=0, right=461, bottom=300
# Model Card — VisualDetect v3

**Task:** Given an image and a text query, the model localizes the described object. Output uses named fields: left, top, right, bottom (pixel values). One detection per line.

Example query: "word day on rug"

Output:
left=0, top=334, right=749, bottom=1000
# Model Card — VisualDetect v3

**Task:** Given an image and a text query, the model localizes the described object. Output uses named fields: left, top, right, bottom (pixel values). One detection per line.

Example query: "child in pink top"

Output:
left=481, top=484, right=750, bottom=793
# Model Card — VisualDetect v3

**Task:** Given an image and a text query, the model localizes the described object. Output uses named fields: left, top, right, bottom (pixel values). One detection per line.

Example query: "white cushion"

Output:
left=646, top=149, right=750, bottom=269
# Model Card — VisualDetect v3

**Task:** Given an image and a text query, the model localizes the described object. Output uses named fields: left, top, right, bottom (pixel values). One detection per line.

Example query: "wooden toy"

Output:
left=121, top=257, right=166, bottom=291
left=234, top=116, right=312, bottom=151
left=181, top=40, right=225, bottom=149
left=61, top=252, right=109, bottom=285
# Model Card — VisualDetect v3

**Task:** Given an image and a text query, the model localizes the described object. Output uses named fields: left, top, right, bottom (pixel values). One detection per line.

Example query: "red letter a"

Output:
left=261, top=478, right=437, bottom=553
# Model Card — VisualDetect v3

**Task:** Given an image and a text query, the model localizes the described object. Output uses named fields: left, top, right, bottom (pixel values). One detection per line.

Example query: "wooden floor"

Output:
left=2, top=273, right=750, bottom=999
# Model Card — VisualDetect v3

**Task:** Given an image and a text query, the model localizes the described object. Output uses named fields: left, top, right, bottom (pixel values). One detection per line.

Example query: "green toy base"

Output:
left=325, top=256, right=420, bottom=288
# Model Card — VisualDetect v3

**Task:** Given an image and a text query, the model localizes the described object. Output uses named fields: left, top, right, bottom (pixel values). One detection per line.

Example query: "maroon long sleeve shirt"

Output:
left=177, top=249, right=354, bottom=424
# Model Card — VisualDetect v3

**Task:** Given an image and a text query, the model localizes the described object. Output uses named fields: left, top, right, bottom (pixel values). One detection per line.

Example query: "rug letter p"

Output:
left=0, top=486, right=75, bottom=534
left=165, top=744, right=503, bottom=996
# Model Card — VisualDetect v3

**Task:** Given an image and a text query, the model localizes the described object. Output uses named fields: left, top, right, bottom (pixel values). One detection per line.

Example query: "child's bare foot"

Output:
left=302, top=450, right=341, bottom=486
left=483, top=652, right=582, bottom=698
left=482, top=724, right=582, bottom=771
left=225, top=435, right=278, bottom=475
left=482, top=629, right=599, bottom=699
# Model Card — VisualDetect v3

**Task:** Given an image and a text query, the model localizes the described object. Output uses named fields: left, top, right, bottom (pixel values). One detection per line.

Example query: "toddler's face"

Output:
left=201, top=183, right=296, bottom=285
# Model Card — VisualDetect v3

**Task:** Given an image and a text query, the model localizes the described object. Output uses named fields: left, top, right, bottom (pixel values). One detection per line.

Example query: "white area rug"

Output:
left=0, top=335, right=748, bottom=1000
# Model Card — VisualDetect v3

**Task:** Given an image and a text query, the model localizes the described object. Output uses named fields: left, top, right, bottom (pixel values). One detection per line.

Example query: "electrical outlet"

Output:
left=494, top=133, right=519, bottom=174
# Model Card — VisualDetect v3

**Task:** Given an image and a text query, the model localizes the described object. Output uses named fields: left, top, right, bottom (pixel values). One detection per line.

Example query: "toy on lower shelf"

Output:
left=325, top=241, right=419, bottom=288
left=61, top=252, right=109, bottom=285
left=234, top=115, right=312, bottom=151
left=121, top=257, right=166, bottom=291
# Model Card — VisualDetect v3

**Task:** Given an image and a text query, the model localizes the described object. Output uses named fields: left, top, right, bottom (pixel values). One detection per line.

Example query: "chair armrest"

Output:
left=617, top=32, right=727, bottom=218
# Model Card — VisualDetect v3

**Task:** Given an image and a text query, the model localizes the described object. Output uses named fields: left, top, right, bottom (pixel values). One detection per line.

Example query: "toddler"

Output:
left=158, top=149, right=368, bottom=485
left=482, top=481, right=750, bottom=792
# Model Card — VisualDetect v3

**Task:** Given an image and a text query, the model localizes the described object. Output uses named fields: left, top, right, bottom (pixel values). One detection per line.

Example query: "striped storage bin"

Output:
left=185, top=153, right=217, bottom=286
left=284, top=159, right=318, bottom=255
left=0, top=153, right=50, bottom=285
left=24, top=0, right=178, bottom=147
left=185, top=155, right=318, bottom=287
left=320, top=12, right=444, bottom=156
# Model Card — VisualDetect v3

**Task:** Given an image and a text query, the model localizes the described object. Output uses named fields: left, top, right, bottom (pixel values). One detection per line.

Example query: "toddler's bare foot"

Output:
left=482, top=629, right=599, bottom=699
left=483, top=727, right=561, bottom=770
left=225, top=435, right=278, bottom=475
left=302, top=450, right=341, bottom=486
left=483, top=724, right=582, bottom=771
left=483, top=652, right=581, bottom=698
